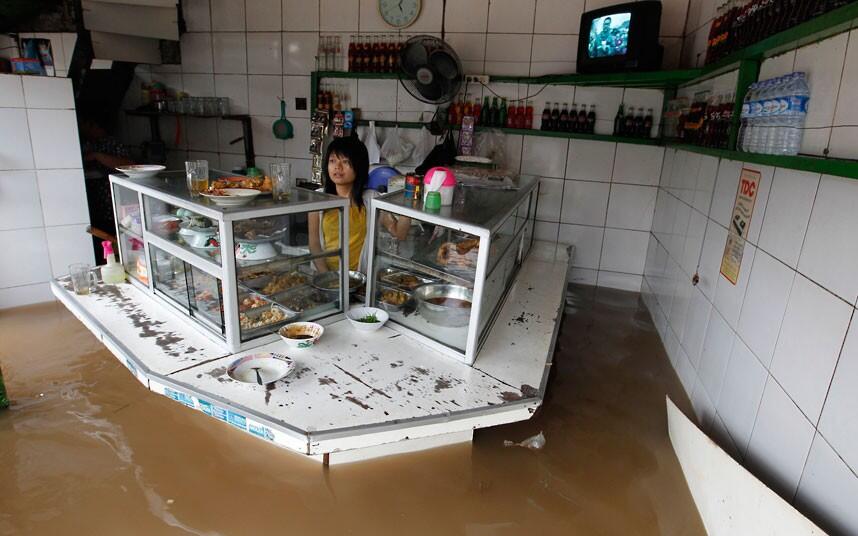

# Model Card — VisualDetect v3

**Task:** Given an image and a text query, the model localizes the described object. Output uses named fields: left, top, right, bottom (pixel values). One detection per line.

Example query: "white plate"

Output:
left=227, top=353, right=295, bottom=384
left=116, top=165, right=166, bottom=179
left=201, top=188, right=261, bottom=207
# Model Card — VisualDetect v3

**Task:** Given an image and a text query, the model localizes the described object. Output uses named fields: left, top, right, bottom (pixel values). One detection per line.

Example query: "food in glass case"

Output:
left=436, top=238, right=479, bottom=268
left=414, top=284, right=473, bottom=327
left=239, top=306, right=289, bottom=330
left=378, top=288, right=410, bottom=312
left=233, top=218, right=286, bottom=241
left=210, top=175, right=272, bottom=193
left=260, top=272, right=308, bottom=295
left=239, top=293, right=269, bottom=312
left=378, top=268, right=434, bottom=290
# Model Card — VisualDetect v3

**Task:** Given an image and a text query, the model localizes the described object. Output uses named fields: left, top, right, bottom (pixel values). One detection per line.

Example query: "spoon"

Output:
left=252, top=367, right=263, bottom=386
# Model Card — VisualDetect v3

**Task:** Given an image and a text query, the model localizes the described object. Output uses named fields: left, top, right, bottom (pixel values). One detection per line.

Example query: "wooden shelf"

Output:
left=667, top=143, right=858, bottom=180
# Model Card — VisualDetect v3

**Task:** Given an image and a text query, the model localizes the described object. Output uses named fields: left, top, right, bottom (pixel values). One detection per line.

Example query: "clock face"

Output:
left=378, top=0, right=421, bottom=28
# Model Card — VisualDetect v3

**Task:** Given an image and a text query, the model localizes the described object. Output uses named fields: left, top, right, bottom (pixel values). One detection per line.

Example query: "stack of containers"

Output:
left=738, top=72, right=810, bottom=155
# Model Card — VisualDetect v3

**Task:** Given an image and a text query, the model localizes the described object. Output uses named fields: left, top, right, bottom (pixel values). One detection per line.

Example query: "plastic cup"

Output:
left=185, top=160, right=209, bottom=197
left=424, top=191, right=441, bottom=211
left=69, top=263, right=97, bottom=295
left=269, top=162, right=293, bottom=201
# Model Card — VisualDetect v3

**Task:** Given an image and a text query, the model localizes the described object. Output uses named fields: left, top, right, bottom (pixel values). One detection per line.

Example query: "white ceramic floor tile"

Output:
left=444, top=0, right=489, bottom=33
left=180, top=32, right=214, bottom=73
left=0, top=171, right=42, bottom=231
left=612, top=144, right=664, bottom=186
left=771, top=274, right=852, bottom=423
left=600, top=228, right=648, bottom=274
left=746, top=376, right=816, bottom=500
left=696, top=222, right=727, bottom=301
left=37, top=169, right=89, bottom=227
left=247, top=33, right=283, bottom=75
left=45, top=224, right=94, bottom=278
left=535, top=177, right=563, bottom=223
left=737, top=250, right=796, bottom=367
left=251, top=115, right=285, bottom=157
left=248, top=75, right=283, bottom=116
left=560, top=180, right=609, bottom=226
left=558, top=223, right=603, bottom=270
left=827, top=126, right=858, bottom=160
left=818, top=317, right=858, bottom=473
left=832, top=29, right=858, bottom=128
left=27, top=109, right=81, bottom=169
left=182, top=0, right=210, bottom=31
left=0, top=228, right=52, bottom=287
left=0, top=74, right=24, bottom=107
left=283, top=32, right=319, bottom=75
left=485, top=34, right=532, bottom=62
left=566, top=139, right=615, bottom=182
left=22, top=76, right=74, bottom=109
left=605, top=184, right=656, bottom=231
left=185, top=117, right=218, bottom=152
left=246, top=0, right=281, bottom=31
left=214, top=75, right=249, bottom=114
left=693, top=154, right=719, bottom=214
left=284, top=0, right=319, bottom=31
left=758, top=50, right=796, bottom=80
left=0, top=108, right=35, bottom=170
left=795, top=434, right=858, bottom=536
left=182, top=74, right=215, bottom=97
left=795, top=33, right=848, bottom=130
left=534, top=221, right=559, bottom=243
left=709, top=158, right=742, bottom=228
left=487, top=0, right=535, bottom=33
left=521, top=136, right=568, bottom=179
left=758, top=169, right=820, bottom=269
left=211, top=0, right=245, bottom=31
left=212, top=32, right=247, bottom=74
left=798, top=175, right=858, bottom=304
left=569, top=267, right=597, bottom=285
left=680, top=209, right=708, bottom=278
left=356, top=79, right=397, bottom=112
left=698, top=307, right=736, bottom=401
left=716, top=337, right=768, bottom=457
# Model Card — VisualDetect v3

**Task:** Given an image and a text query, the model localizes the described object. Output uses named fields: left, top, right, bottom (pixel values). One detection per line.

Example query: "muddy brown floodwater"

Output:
left=0, top=286, right=705, bottom=535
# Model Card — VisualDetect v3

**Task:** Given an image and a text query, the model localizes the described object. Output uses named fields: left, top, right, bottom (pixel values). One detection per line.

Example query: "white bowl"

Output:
left=346, top=307, right=389, bottom=332
left=201, top=188, right=261, bottom=207
left=116, top=164, right=165, bottom=179
left=235, top=240, right=278, bottom=262
left=278, top=322, right=324, bottom=349
left=227, top=352, right=295, bottom=385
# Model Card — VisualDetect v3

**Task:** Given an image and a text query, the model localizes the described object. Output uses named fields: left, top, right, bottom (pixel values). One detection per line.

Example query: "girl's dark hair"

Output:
left=323, top=136, right=369, bottom=209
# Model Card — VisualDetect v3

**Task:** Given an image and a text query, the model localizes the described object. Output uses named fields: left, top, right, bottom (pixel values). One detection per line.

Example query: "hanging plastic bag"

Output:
left=411, top=126, right=434, bottom=166
left=363, top=121, right=381, bottom=164
left=380, top=126, right=414, bottom=166
left=474, top=128, right=508, bottom=168
left=416, top=129, right=457, bottom=174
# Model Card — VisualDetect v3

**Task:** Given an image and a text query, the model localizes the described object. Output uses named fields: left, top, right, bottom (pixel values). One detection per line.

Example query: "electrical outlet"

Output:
left=464, top=74, right=490, bottom=85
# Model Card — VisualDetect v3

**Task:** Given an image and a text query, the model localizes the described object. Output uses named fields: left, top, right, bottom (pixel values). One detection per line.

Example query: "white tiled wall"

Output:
left=117, top=0, right=680, bottom=291
left=0, top=74, right=91, bottom=309
left=642, top=147, right=858, bottom=536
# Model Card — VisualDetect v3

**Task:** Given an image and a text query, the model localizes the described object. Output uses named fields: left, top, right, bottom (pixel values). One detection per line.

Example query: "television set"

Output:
left=577, top=1, right=663, bottom=74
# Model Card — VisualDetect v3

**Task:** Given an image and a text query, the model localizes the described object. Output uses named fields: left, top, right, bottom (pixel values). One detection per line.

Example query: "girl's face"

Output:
left=327, top=152, right=356, bottom=186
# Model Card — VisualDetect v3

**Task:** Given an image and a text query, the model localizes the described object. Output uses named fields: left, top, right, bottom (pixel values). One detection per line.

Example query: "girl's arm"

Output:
left=308, top=211, right=328, bottom=272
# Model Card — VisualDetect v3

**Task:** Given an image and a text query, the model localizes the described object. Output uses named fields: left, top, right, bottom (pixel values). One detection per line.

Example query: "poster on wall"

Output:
left=720, top=168, right=761, bottom=285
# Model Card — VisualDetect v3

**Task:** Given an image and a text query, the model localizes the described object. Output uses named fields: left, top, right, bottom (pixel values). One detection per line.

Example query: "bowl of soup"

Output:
left=278, top=321, right=324, bottom=349
left=413, top=284, right=473, bottom=327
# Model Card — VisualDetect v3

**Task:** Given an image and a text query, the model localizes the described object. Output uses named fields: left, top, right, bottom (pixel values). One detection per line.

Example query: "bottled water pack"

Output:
left=738, top=72, right=809, bottom=156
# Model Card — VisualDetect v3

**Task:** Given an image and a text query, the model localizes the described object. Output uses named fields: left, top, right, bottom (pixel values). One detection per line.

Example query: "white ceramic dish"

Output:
left=235, top=240, right=278, bottom=262
left=346, top=307, right=389, bottom=332
left=227, top=352, right=295, bottom=385
left=201, top=188, right=261, bottom=207
left=116, top=164, right=165, bottom=179
left=278, top=322, right=324, bottom=349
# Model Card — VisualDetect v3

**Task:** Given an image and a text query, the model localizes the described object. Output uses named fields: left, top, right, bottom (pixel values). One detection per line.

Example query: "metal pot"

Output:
left=413, top=284, right=473, bottom=327
left=312, top=271, right=366, bottom=299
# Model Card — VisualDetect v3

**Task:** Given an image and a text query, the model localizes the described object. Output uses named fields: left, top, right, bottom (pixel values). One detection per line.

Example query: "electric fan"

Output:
left=398, top=35, right=463, bottom=105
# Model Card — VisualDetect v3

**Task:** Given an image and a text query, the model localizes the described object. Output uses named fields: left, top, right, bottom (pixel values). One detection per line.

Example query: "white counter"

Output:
left=52, top=241, right=571, bottom=464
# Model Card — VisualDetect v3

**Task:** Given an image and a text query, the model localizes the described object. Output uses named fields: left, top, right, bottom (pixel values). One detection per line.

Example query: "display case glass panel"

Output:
left=233, top=208, right=346, bottom=342
left=144, top=195, right=222, bottom=265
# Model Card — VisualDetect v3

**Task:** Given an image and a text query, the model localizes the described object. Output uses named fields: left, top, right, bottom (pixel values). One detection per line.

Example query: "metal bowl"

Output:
left=375, top=284, right=412, bottom=313
left=312, top=270, right=366, bottom=298
left=413, top=284, right=473, bottom=327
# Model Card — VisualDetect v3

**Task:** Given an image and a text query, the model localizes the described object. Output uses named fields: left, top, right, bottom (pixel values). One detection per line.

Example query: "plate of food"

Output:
left=201, top=188, right=261, bottom=207
left=376, top=285, right=411, bottom=312
left=116, top=164, right=165, bottom=179
left=209, top=175, right=273, bottom=194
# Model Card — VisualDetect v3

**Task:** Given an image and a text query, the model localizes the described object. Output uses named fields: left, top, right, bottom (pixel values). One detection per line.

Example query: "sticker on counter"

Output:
left=125, top=358, right=138, bottom=378
left=227, top=411, right=247, bottom=431
left=164, top=387, right=196, bottom=408
left=198, top=398, right=228, bottom=423
left=720, top=168, right=761, bottom=285
left=248, top=422, right=275, bottom=441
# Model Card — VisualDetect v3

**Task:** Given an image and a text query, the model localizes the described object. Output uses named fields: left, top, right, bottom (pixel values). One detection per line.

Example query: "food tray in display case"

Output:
left=366, top=174, right=538, bottom=364
left=109, top=170, right=351, bottom=352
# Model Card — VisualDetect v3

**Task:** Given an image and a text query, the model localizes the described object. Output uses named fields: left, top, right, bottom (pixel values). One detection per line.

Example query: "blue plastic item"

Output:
left=367, top=166, right=400, bottom=191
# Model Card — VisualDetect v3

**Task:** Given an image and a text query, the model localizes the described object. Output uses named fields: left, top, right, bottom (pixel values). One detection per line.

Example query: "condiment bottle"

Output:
left=100, top=240, right=126, bottom=284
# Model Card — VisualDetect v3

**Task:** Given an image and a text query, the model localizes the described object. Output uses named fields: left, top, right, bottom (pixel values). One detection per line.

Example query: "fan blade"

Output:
left=416, top=78, right=445, bottom=102
left=429, top=50, right=459, bottom=80
left=401, top=42, right=428, bottom=75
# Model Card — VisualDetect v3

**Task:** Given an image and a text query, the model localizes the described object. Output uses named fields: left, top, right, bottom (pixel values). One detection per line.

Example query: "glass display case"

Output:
left=366, top=175, right=538, bottom=364
left=109, top=170, right=350, bottom=352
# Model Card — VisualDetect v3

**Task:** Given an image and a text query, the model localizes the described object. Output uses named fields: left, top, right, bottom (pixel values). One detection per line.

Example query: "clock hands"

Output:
left=398, top=0, right=403, bottom=12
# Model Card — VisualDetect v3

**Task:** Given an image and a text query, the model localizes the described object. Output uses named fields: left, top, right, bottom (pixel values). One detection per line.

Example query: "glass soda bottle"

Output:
left=525, top=101, right=534, bottom=129
left=614, top=104, right=625, bottom=135
left=541, top=101, right=551, bottom=131
left=550, top=102, right=560, bottom=131
left=569, top=103, right=578, bottom=132
left=559, top=103, right=569, bottom=132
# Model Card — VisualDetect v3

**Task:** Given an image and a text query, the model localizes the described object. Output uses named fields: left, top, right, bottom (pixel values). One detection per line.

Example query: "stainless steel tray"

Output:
left=239, top=302, right=298, bottom=339
left=376, top=266, right=437, bottom=291
left=267, top=285, right=338, bottom=320
left=375, top=283, right=412, bottom=313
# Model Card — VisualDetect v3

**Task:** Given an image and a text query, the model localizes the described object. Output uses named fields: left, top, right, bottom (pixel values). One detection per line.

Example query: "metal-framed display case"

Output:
left=109, top=170, right=351, bottom=353
left=366, top=175, right=538, bottom=364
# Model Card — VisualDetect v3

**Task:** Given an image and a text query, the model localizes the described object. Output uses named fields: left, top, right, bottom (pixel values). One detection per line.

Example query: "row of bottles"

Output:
left=706, top=0, right=852, bottom=65
left=613, top=105, right=655, bottom=138
left=315, top=83, right=352, bottom=113
left=317, top=35, right=344, bottom=72
left=448, top=96, right=535, bottom=130
left=675, top=93, right=736, bottom=148
left=540, top=102, right=596, bottom=133
left=738, top=72, right=810, bottom=155
left=348, top=35, right=406, bottom=73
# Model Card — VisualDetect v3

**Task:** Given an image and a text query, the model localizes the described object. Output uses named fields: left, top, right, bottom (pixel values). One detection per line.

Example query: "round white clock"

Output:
left=378, top=0, right=421, bottom=28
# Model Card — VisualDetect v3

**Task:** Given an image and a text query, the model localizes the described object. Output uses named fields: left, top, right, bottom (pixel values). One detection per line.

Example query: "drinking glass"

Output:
left=185, top=160, right=209, bottom=197
left=69, top=263, right=97, bottom=295
left=269, top=162, right=293, bottom=201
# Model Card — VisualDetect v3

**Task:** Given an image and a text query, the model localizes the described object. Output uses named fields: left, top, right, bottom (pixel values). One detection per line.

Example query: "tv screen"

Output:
left=588, top=12, right=631, bottom=58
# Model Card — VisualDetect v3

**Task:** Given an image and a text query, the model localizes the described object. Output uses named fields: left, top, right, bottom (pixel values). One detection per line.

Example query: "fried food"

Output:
left=382, top=272, right=421, bottom=290
left=239, top=294, right=268, bottom=312
left=437, top=240, right=479, bottom=268
left=210, top=176, right=272, bottom=193
left=239, top=306, right=287, bottom=329
left=261, top=272, right=308, bottom=295
left=380, top=289, right=408, bottom=306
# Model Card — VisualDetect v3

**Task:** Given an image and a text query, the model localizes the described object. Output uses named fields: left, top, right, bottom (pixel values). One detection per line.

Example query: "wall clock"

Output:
left=378, top=0, right=421, bottom=28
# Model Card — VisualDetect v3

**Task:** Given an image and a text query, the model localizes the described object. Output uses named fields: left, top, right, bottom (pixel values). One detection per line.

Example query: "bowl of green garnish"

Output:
left=346, top=307, right=389, bottom=332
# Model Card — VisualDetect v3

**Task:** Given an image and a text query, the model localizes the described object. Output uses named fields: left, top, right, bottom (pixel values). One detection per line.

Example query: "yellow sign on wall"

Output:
left=720, top=168, right=761, bottom=285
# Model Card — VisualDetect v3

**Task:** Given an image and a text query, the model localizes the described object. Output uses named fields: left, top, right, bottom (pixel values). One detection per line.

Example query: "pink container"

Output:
left=422, top=167, right=456, bottom=206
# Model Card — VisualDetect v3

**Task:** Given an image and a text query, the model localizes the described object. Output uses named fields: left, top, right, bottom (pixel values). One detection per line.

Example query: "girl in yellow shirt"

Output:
left=309, top=136, right=409, bottom=273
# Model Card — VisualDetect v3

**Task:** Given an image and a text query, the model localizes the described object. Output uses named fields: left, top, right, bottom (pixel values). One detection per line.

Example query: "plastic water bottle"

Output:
left=747, top=80, right=769, bottom=153
left=784, top=72, right=809, bottom=155
left=738, top=83, right=756, bottom=152
left=760, top=77, right=782, bottom=154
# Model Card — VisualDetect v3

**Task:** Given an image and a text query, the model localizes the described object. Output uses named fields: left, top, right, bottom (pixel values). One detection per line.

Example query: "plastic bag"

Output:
left=362, top=121, right=381, bottom=164
left=416, top=129, right=457, bottom=174
left=411, top=126, right=434, bottom=166
left=474, top=128, right=507, bottom=167
left=380, top=127, right=414, bottom=166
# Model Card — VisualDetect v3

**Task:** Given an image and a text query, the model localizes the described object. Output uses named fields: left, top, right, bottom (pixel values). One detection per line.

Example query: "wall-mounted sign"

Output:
left=720, top=168, right=761, bottom=285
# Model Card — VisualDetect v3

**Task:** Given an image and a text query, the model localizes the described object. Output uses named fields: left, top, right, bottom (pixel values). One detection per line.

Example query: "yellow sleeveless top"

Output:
left=322, top=205, right=366, bottom=271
